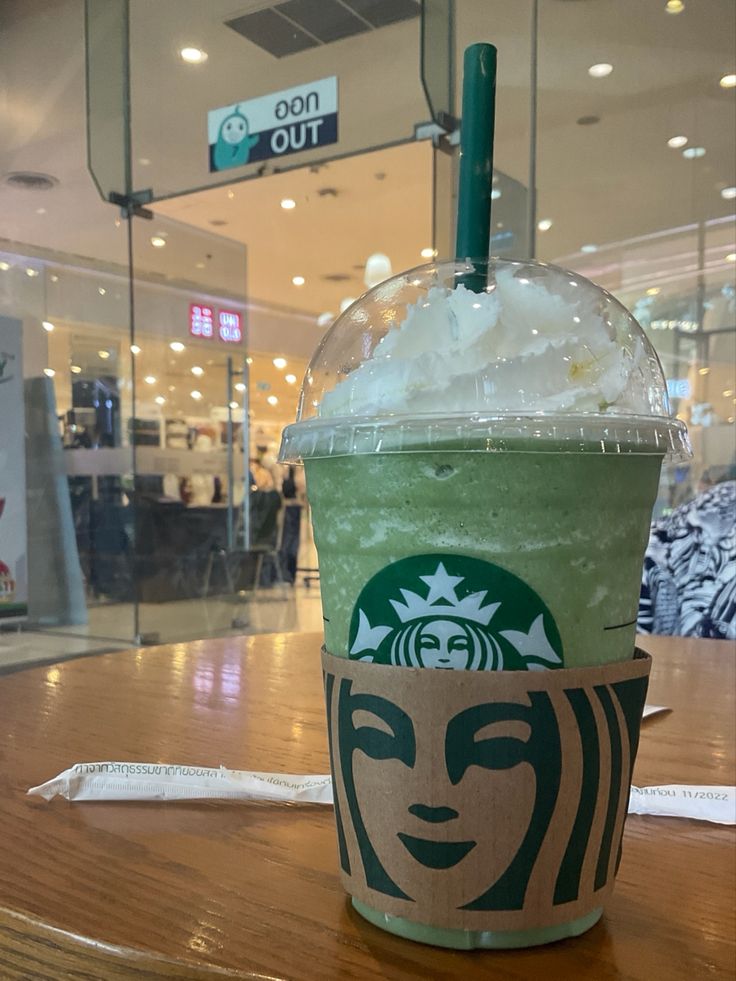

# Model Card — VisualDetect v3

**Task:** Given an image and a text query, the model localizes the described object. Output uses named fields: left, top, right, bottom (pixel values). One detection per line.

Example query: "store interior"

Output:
left=0, top=0, right=734, bottom=662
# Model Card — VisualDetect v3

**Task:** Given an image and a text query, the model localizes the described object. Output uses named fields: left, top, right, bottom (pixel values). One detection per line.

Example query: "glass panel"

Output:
left=0, top=233, right=136, bottom=654
left=126, top=0, right=431, bottom=201
left=421, top=0, right=456, bottom=129
left=85, top=0, right=131, bottom=201
left=0, top=0, right=136, bottom=659
left=129, top=213, right=254, bottom=644
left=537, top=0, right=736, bottom=512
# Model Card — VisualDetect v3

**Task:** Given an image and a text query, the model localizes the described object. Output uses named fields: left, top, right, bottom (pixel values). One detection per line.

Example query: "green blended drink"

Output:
left=280, top=259, right=690, bottom=949
left=305, top=446, right=663, bottom=671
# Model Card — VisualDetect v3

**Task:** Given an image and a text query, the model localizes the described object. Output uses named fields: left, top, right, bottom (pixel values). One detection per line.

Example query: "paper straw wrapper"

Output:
left=27, top=762, right=333, bottom=804
left=628, top=785, right=736, bottom=825
left=26, top=762, right=734, bottom=825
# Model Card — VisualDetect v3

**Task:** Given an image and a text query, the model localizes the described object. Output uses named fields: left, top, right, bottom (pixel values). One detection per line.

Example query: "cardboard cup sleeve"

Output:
left=322, top=648, right=651, bottom=932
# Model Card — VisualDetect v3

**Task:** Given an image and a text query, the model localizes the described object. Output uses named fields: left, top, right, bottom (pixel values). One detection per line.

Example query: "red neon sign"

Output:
left=218, top=309, right=242, bottom=343
left=189, top=303, right=214, bottom=338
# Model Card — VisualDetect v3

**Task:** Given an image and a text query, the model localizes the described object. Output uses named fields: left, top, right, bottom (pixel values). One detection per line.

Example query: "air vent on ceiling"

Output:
left=3, top=171, right=59, bottom=191
left=322, top=272, right=352, bottom=282
left=226, top=0, right=420, bottom=59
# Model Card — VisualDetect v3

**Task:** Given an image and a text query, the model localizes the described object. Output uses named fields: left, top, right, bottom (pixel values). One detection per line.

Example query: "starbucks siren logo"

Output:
left=348, top=554, right=563, bottom=671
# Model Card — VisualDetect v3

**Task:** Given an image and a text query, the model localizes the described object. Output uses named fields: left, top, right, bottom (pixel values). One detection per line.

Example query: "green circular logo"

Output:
left=348, top=554, right=563, bottom=671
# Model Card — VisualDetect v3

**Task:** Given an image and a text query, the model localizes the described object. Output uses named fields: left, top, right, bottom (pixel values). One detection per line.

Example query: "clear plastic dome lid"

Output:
left=280, top=259, right=691, bottom=461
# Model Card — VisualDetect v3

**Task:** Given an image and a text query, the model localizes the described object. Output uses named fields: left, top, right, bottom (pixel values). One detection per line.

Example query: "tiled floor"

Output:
left=0, top=583, right=325, bottom=671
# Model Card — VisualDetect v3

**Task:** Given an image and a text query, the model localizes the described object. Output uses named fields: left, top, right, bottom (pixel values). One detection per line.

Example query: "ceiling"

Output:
left=0, top=0, right=734, bottom=327
left=155, top=141, right=433, bottom=316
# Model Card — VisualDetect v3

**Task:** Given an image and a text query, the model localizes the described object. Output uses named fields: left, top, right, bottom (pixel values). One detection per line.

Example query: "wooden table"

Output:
left=0, top=633, right=733, bottom=979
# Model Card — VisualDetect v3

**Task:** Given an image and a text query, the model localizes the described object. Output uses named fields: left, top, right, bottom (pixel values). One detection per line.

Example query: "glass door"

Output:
left=83, top=0, right=458, bottom=645
left=128, top=213, right=255, bottom=645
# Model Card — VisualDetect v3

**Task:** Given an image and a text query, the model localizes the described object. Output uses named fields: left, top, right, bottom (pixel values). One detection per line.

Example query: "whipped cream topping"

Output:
left=318, top=266, right=657, bottom=419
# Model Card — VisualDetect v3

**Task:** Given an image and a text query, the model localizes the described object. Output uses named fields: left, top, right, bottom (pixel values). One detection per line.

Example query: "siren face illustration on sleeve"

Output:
left=327, top=662, right=649, bottom=918
left=335, top=676, right=561, bottom=909
left=348, top=555, right=564, bottom=671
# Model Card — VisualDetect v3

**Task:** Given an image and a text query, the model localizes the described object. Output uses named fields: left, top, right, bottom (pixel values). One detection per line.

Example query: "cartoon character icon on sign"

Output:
left=213, top=106, right=259, bottom=171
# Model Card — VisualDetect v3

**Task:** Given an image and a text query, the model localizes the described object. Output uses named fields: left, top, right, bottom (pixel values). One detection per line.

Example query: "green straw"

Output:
left=455, top=43, right=497, bottom=290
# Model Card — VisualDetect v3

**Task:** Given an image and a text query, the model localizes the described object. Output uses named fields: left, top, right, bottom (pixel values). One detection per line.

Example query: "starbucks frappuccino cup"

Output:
left=279, top=258, right=690, bottom=949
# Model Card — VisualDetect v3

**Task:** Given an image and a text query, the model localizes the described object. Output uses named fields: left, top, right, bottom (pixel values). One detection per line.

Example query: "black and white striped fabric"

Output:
left=638, top=481, right=736, bottom=640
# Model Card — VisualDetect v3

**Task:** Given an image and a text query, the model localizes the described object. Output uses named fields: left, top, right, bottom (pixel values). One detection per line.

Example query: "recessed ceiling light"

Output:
left=235, top=382, right=246, bottom=392
left=195, top=261, right=206, bottom=269
left=180, top=46, right=208, bottom=64
left=190, top=390, right=203, bottom=400
left=420, top=247, right=436, bottom=258
left=150, top=235, right=166, bottom=248
left=537, top=218, right=553, bottom=231
left=246, top=357, right=253, bottom=364
left=588, top=63, right=613, bottom=78
left=43, top=368, right=55, bottom=378
left=267, top=395, right=279, bottom=406
left=273, top=357, right=287, bottom=369
left=98, top=350, right=110, bottom=360
left=42, top=320, right=54, bottom=332
left=317, top=312, right=334, bottom=327
left=229, top=401, right=239, bottom=410
left=189, top=366, right=203, bottom=377
left=292, top=275, right=305, bottom=286
left=154, top=395, right=166, bottom=405
left=698, top=367, right=710, bottom=375
left=0, top=261, right=10, bottom=271
left=130, top=344, right=141, bottom=355
left=70, top=364, right=82, bottom=374
left=340, top=297, right=356, bottom=313
left=719, top=73, right=736, bottom=88
left=281, top=198, right=296, bottom=210
left=667, top=135, right=688, bottom=148
left=491, top=188, right=501, bottom=200
left=144, top=375, right=156, bottom=384
left=721, top=186, right=736, bottom=199
left=50, top=273, right=58, bottom=282
left=285, top=373, right=297, bottom=384
left=665, top=0, right=684, bottom=12
left=98, top=287, right=106, bottom=295
left=25, top=268, right=39, bottom=277
left=170, top=341, right=185, bottom=352
left=726, top=252, right=736, bottom=262
left=581, top=244, right=598, bottom=253
left=36, top=207, right=46, bottom=215
left=646, top=287, right=661, bottom=296
left=724, top=389, right=735, bottom=397
left=682, top=146, right=706, bottom=158
left=138, top=158, right=151, bottom=166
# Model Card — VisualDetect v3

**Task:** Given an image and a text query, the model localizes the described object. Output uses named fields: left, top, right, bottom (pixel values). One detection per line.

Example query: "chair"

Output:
left=203, top=490, right=285, bottom=600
